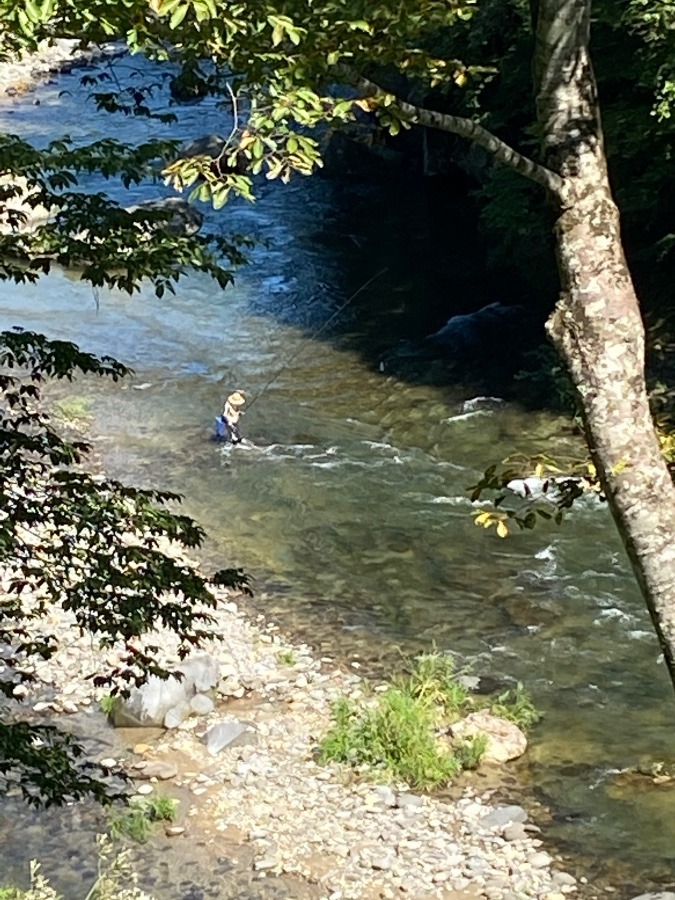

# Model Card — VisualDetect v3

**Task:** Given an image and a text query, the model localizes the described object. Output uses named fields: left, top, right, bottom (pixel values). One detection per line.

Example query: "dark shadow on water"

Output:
left=243, top=168, right=553, bottom=399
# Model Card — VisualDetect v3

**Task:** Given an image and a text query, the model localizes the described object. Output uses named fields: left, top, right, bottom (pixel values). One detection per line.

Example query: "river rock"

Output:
left=125, top=197, right=204, bottom=236
left=451, top=711, right=527, bottom=763
left=190, top=693, right=215, bottom=715
left=427, top=303, right=523, bottom=358
left=112, top=654, right=220, bottom=727
left=503, top=823, right=528, bottom=841
left=179, top=133, right=225, bottom=160
left=203, top=719, right=256, bottom=755
left=462, top=397, right=504, bottom=413
left=135, top=760, right=178, bottom=781
left=478, top=805, right=528, bottom=830
left=628, top=895, right=675, bottom=900
left=164, top=701, right=191, bottom=729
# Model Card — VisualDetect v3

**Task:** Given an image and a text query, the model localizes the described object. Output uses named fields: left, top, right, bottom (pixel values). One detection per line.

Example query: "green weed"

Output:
left=276, top=649, right=297, bottom=666
left=319, top=690, right=465, bottom=789
left=99, top=695, right=118, bottom=716
left=453, top=735, right=489, bottom=770
left=52, top=395, right=92, bottom=427
left=396, top=652, right=473, bottom=720
left=144, top=794, right=178, bottom=823
left=489, top=683, right=541, bottom=730
left=107, top=794, right=177, bottom=844
left=318, top=652, right=540, bottom=789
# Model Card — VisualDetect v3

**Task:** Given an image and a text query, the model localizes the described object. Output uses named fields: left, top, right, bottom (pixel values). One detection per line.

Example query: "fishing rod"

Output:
left=244, top=267, right=389, bottom=411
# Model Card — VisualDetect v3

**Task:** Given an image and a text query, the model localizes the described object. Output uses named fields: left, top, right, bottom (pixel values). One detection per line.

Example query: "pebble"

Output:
left=552, top=873, right=577, bottom=887
left=136, top=784, right=154, bottom=795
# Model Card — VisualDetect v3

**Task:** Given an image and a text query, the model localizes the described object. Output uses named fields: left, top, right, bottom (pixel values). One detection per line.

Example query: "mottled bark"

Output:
left=549, top=189, right=675, bottom=688
left=537, top=0, right=675, bottom=688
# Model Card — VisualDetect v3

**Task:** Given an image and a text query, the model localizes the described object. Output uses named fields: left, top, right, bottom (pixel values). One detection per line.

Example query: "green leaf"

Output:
left=25, top=0, right=41, bottom=24
left=169, top=3, right=189, bottom=29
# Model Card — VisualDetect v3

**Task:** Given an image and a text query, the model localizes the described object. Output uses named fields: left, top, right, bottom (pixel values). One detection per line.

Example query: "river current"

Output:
left=1, top=56, right=674, bottom=893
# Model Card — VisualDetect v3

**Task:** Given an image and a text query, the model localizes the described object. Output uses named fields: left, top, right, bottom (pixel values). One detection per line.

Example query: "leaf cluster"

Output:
left=0, top=329, right=251, bottom=804
left=469, top=453, right=600, bottom=539
left=0, top=133, right=249, bottom=294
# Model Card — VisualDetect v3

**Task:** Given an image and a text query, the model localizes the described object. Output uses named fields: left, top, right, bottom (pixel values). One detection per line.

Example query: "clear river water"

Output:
left=0, top=55, right=674, bottom=896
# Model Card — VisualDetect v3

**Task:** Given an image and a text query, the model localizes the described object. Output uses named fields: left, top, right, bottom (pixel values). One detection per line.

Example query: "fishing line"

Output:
left=245, top=267, right=389, bottom=411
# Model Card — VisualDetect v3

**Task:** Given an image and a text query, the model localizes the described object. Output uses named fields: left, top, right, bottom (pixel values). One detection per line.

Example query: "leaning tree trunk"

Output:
left=536, top=0, right=675, bottom=688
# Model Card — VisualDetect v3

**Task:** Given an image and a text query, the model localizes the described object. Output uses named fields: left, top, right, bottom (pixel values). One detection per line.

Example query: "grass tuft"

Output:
left=319, top=651, right=540, bottom=790
left=107, top=794, right=177, bottom=844
left=489, top=682, right=541, bottom=730
left=319, top=690, right=464, bottom=789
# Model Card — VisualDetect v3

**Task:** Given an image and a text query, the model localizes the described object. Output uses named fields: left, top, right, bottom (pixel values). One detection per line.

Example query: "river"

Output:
left=1, top=55, right=674, bottom=895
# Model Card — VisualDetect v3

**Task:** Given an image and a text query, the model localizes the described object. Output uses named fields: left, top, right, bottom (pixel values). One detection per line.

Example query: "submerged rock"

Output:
left=462, top=396, right=505, bottom=413
left=427, top=303, right=523, bottom=358
left=450, top=711, right=527, bottom=763
left=125, top=197, right=204, bottom=236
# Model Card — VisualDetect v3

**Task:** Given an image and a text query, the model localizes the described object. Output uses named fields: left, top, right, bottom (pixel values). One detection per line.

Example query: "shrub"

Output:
left=319, top=652, right=540, bottom=789
left=489, top=683, right=541, bottom=730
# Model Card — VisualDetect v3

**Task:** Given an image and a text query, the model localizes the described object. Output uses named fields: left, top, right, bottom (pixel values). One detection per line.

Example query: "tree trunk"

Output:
left=536, top=0, right=675, bottom=688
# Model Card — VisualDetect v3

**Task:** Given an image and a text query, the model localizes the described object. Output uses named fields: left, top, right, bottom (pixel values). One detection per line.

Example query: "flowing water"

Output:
left=1, top=57, right=674, bottom=895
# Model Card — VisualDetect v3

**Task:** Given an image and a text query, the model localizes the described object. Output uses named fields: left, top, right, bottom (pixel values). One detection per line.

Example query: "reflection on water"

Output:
left=1, top=56, right=675, bottom=893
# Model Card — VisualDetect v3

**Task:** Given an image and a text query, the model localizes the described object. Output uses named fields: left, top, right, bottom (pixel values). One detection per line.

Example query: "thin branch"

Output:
left=354, top=73, right=563, bottom=196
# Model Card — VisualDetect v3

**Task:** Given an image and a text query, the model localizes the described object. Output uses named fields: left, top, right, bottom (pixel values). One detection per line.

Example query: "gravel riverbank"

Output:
left=4, top=565, right=588, bottom=900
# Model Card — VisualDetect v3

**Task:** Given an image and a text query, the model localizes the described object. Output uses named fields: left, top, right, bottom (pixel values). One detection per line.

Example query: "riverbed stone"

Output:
left=396, top=792, right=425, bottom=809
left=203, top=719, right=256, bottom=755
left=503, top=823, right=528, bottom=842
left=125, top=197, right=204, bottom=236
left=628, top=894, right=675, bottom=900
left=190, top=693, right=215, bottom=715
left=135, top=760, right=178, bottom=781
left=479, top=805, right=528, bottom=830
left=451, top=711, right=528, bottom=763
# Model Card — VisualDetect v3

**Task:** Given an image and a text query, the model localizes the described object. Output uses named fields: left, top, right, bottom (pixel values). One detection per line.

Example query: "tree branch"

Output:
left=354, top=74, right=563, bottom=196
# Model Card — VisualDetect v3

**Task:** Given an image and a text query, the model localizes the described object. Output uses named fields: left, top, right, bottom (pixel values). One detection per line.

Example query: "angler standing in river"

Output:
left=220, top=389, right=246, bottom=444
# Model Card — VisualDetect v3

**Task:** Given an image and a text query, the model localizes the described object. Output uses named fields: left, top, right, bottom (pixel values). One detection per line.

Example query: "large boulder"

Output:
left=427, top=302, right=523, bottom=358
left=125, top=197, right=204, bottom=237
left=111, top=654, right=220, bottom=728
left=450, top=711, right=527, bottom=763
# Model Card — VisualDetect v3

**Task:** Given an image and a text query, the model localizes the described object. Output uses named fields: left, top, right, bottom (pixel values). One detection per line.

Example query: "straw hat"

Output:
left=228, top=391, right=246, bottom=406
